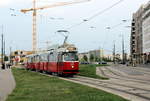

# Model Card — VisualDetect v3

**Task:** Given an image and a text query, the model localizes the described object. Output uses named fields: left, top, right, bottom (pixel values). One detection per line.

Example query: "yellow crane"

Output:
left=21, top=0, right=91, bottom=52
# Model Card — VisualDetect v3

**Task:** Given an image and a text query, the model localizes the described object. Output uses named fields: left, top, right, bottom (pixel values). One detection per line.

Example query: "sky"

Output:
left=0, top=0, right=149, bottom=55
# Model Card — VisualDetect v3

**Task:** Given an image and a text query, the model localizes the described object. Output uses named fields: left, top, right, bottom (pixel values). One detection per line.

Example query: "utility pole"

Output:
left=1, top=34, right=4, bottom=65
left=113, top=42, right=116, bottom=64
left=1, top=25, right=5, bottom=69
left=99, top=47, right=102, bottom=62
left=4, top=38, right=5, bottom=61
left=9, top=46, right=12, bottom=64
left=122, top=34, right=125, bottom=64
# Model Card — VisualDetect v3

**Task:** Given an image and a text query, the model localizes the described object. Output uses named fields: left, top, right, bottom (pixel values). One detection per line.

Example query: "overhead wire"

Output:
left=106, top=19, right=131, bottom=29
left=42, top=0, right=125, bottom=46
left=102, top=19, right=131, bottom=54
left=67, top=0, right=125, bottom=30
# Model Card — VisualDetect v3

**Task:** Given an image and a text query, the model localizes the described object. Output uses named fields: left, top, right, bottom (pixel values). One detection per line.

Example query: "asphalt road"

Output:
left=0, top=68, right=15, bottom=101
left=96, top=64, right=150, bottom=101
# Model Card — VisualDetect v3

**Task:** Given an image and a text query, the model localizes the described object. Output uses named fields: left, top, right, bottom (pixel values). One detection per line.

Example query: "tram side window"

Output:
left=27, top=57, right=31, bottom=63
left=44, top=54, right=48, bottom=62
left=38, top=56, right=41, bottom=62
left=33, top=56, right=36, bottom=62
left=29, top=57, right=32, bottom=63
left=41, top=54, right=47, bottom=62
left=31, top=57, right=34, bottom=63
left=49, top=53, right=55, bottom=62
left=35, top=55, right=40, bottom=62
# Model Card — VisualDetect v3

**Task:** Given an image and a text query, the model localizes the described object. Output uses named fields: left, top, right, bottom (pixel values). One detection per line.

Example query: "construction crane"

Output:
left=21, top=0, right=91, bottom=52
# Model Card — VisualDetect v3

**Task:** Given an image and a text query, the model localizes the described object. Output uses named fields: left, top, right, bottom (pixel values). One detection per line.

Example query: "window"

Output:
left=132, top=23, right=135, bottom=26
left=40, top=54, right=48, bottom=62
left=132, top=37, right=135, bottom=39
left=49, top=52, right=55, bottom=61
left=31, top=57, right=34, bottom=63
left=35, top=55, right=40, bottom=62
left=14, top=51, right=18, bottom=55
left=132, top=41, right=135, bottom=44
left=63, top=52, right=78, bottom=61
left=132, top=27, right=135, bottom=30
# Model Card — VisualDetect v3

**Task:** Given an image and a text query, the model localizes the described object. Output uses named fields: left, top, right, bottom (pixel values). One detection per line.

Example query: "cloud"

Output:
left=0, top=0, right=31, bottom=7
left=0, top=0, right=12, bottom=7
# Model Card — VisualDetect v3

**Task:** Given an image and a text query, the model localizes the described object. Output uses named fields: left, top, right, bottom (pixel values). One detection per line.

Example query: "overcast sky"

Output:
left=0, top=0, right=149, bottom=54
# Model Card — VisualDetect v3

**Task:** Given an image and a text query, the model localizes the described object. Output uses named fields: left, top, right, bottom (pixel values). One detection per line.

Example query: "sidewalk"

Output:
left=0, top=68, right=16, bottom=101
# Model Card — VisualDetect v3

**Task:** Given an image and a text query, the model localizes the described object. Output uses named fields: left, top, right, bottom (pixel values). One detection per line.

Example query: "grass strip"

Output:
left=78, top=64, right=109, bottom=79
left=7, top=68, right=128, bottom=101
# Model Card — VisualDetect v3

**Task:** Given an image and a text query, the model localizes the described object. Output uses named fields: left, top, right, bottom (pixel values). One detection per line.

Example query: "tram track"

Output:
left=107, top=66, right=150, bottom=82
left=113, top=65, right=150, bottom=75
left=74, top=76, right=150, bottom=93
left=66, top=76, right=150, bottom=101
left=98, top=66, right=150, bottom=85
left=131, top=67, right=150, bottom=75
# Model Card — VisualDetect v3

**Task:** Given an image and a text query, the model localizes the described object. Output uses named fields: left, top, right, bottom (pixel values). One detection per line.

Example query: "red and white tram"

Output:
left=25, top=44, right=79, bottom=76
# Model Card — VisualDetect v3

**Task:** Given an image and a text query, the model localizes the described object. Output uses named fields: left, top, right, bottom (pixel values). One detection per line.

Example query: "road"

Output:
left=0, top=68, right=16, bottom=101
left=62, top=65, right=150, bottom=101
left=96, top=65, right=150, bottom=101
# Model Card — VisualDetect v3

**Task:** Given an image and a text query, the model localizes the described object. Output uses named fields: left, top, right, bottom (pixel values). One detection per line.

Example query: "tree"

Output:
left=83, top=55, right=88, bottom=62
left=90, top=54, right=94, bottom=62
left=95, top=56, right=99, bottom=62
left=80, top=58, right=85, bottom=62
left=4, top=56, right=9, bottom=61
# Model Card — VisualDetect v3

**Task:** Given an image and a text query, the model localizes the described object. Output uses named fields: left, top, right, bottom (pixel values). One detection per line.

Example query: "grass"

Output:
left=7, top=68, right=128, bottom=101
left=78, top=64, right=109, bottom=79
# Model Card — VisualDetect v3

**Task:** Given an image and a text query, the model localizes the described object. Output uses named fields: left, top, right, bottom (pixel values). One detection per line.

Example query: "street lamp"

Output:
left=106, top=27, right=116, bottom=64
left=1, top=25, right=5, bottom=69
left=105, top=19, right=129, bottom=64
left=121, top=34, right=125, bottom=64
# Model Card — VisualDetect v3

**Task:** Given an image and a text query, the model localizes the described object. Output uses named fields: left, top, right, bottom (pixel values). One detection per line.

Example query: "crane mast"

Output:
left=21, top=0, right=91, bottom=52
left=32, top=0, right=37, bottom=52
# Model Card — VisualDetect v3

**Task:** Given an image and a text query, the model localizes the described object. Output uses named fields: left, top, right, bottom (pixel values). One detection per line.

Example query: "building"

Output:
left=78, top=49, right=104, bottom=62
left=131, top=1, right=150, bottom=64
left=89, top=49, right=104, bottom=60
left=130, top=15, right=136, bottom=63
left=142, top=2, right=150, bottom=63
left=11, top=50, right=33, bottom=64
left=130, top=5, right=144, bottom=64
left=103, top=54, right=113, bottom=61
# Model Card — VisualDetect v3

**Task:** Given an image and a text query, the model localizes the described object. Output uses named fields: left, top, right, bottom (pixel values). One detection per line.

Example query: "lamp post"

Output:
left=1, top=25, right=5, bottom=69
left=121, top=34, right=125, bottom=64
left=1, top=34, right=4, bottom=65
left=106, top=27, right=116, bottom=64
left=113, top=41, right=116, bottom=64
left=105, top=19, right=129, bottom=64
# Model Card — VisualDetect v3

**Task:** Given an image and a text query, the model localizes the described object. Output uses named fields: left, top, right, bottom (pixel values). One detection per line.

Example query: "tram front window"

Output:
left=63, top=52, right=78, bottom=61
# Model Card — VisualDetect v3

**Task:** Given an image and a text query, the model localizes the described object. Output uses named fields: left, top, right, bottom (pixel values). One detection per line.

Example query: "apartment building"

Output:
left=130, top=6, right=144, bottom=64
left=78, top=49, right=104, bottom=62
left=142, top=2, right=150, bottom=63
left=131, top=1, right=150, bottom=64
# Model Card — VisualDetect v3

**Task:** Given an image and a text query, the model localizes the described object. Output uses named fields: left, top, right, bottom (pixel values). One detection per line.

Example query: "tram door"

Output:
left=57, top=53, right=63, bottom=74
